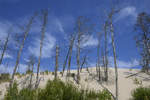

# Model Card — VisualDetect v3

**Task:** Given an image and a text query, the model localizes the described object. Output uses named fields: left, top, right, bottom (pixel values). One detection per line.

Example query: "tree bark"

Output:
left=10, top=13, right=37, bottom=87
left=67, top=35, right=76, bottom=75
left=76, top=17, right=82, bottom=84
left=80, top=55, right=87, bottom=72
left=55, top=45, right=59, bottom=79
left=29, top=62, right=34, bottom=89
left=97, top=32, right=101, bottom=82
left=109, top=12, right=119, bottom=100
left=0, top=32, right=10, bottom=65
left=35, top=10, right=48, bottom=88
left=104, top=22, right=109, bottom=81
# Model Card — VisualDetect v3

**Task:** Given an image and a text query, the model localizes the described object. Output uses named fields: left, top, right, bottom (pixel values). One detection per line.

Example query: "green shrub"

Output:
left=67, top=73, right=75, bottom=78
left=4, top=79, right=112, bottom=100
left=131, top=87, right=150, bottom=100
left=45, top=70, right=49, bottom=75
left=52, top=72, right=54, bottom=75
left=38, top=79, right=83, bottom=100
left=4, top=81, right=18, bottom=100
left=17, top=88, right=37, bottom=100
left=0, top=73, right=10, bottom=83
left=133, top=78, right=142, bottom=85
left=15, top=72, right=20, bottom=76
left=38, top=79, right=112, bottom=100
left=60, top=71, right=63, bottom=75
left=26, top=70, right=32, bottom=74
left=15, top=72, right=22, bottom=78
left=4, top=82, right=37, bottom=100
left=97, top=89, right=112, bottom=100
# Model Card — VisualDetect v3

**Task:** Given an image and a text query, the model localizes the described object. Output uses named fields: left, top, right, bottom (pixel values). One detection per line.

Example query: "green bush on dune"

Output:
left=130, top=87, right=150, bottom=100
left=0, top=73, right=10, bottom=83
left=4, top=79, right=112, bottom=100
left=4, top=81, right=18, bottom=100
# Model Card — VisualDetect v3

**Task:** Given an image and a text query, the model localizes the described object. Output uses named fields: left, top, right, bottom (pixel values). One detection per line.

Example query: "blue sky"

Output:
left=0, top=0, right=150, bottom=73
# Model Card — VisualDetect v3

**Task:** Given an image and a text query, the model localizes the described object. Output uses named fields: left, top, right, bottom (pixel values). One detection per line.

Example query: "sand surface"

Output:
left=0, top=67, right=150, bottom=100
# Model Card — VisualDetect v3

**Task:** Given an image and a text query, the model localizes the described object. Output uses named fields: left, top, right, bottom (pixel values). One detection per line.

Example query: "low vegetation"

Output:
left=133, top=78, right=142, bottom=86
left=130, top=87, right=150, bottom=100
left=0, top=73, right=10, bottom=84
left=4, top=79, right=112, bottom=100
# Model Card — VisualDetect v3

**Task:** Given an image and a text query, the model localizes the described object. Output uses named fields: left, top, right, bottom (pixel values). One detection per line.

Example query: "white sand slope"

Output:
left=0, top=67, right=150, bottom=100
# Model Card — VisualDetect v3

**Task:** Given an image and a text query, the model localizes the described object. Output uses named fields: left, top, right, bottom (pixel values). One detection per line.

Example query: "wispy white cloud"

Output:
left=81, top=35, right=98, bottom=47
left=55, top=18, right=64, bottom=33
left=17, top=63, right=28, bottom=73
left=3, top=53, right=13, bottom=59
left=109, top=56, right=139, bottom=68
left=115, top=6, right=138, bottom=22
left=28, top=33, right=56, bottom=58
left=0, top=64, right=12, bottom=73
left=0, top=21, right=12, bottom=40
left=48, top=17, right=65, bottom=34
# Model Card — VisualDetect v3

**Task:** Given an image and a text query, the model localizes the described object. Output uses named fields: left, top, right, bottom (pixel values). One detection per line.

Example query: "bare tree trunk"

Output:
left=0, top=32, right=10, bottom=65
left=62, top=46, right=70, bottom=76
left=96, top=63, right=99, bottom=76
left=109, top=11, right=119, bottom=100
left=55, top=45, right=59, bottom=79
left=35, top=10, right=48, bottom=88
left=67, top=48, right=73, bottom=75
left=62, top=35, right=76, bottom=76
left=97, top=32, right=102, bottom=82
left=67, top=35, right=76, bottom=75
left=76, top=18, right=82, bottom=84
left=97, top=40, right=101, bottom=81
left=104, top=22, right=109, bottom=81
left=102, top=50, right=105, bottom=78
left=80, top=55, right=87, bottom=72
left=10, top=13, right=37, bottom=87
left=29, top=62, right=34, bottom=89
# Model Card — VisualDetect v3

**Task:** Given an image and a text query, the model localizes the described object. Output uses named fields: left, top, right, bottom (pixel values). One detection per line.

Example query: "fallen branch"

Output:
left=100, top=83, right=116, bottom=100
left=125, top=71, right=142, bottom=78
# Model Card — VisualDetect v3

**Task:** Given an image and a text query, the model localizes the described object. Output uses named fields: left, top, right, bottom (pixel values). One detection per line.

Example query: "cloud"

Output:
left=0, top=64, right=12, bottom=73
left=109, top=56, right=139, bottom=68
left=17, top=63, right=28, bottom=73
left=81, top=35, right=98, bottom=47
left=0, top=21, right=12, bottom=40
left=115, top=6, right=138, bottom=22
left=3, top=53, right=13, bottom=59
left=54, top=18, right=64, bottom=33
left=28, top=33, right=56, bottom=58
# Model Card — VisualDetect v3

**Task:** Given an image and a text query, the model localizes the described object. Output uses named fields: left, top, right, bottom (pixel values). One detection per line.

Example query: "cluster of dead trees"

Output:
left=0, top=8, right=120, bottom=100
left=135, top=12, right=150, bottom=74
left=0, top=7, right=126, bottom=100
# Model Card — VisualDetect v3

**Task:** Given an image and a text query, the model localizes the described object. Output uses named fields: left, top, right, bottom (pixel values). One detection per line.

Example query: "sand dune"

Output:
left=0, top=67, right=150, bottom=100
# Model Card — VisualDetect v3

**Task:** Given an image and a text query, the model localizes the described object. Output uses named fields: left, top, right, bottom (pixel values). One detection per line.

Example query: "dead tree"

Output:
left=104, top=21, right=109, bottom=81
left=28, top=55, right=35, bottom=89
left=108, top=9, right=119, bottom=100
left=76, top=17, right=82, bottom=84
left=76, top=16, right=93, bottom=84
left=102, top=49, right=105, bottom=77
left=62, top=46, right=70, bottom=76
left=135, top=12, right=150, bottom=73
left=10, top=13, right=37, bottom=87
left=55, top=45, right=59, bottom=79
left=35, top=10, right=48, bottom=88
left=97, top=32, right=102, bottom=82
left=96, top=63, right=99, bottom=76
left=0, top=32, right=10, bottom=65
left=67, top=34, right=76, bottom=75
left=80, top=55, right=87, bottom=72
left=62, top=34, right=76, bottom=76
